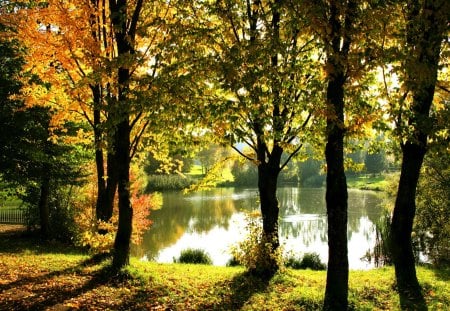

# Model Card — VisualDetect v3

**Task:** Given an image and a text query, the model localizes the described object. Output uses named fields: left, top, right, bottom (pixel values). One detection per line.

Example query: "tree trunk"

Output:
left=391, top=143, right=427, bottom=310
left=92, top=84, right=108, bottom=222
left=112, top=119, right=132, bottom=270
left=108, top=0, right=143, bottom=270
left=321, top=1, right=357, bottom=308
left=38, top=172, right=50, bottom=240
left=105, top=151, right=118, bottom=219
left=257, top=161, right=281, bottom=275
left=323, top=76, right=348, bottom=311
left=253, top=137, right=283, bottom=276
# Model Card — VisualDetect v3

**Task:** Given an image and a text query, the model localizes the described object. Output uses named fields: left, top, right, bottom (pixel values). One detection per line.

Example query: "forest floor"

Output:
left=0, top=225, right=448, bottom=310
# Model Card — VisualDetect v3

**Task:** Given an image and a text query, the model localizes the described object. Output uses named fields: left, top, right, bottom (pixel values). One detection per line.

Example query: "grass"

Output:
left=0, top=226, right=448, bottom=310
left=347, top=174, right=388, bottom=191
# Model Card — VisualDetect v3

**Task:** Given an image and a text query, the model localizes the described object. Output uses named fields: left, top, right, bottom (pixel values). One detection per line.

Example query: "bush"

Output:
left=226, top=256, right=241, bottom=267
left=174, top=248, right=212, bottom=265
left=285, top=252, right=326, bottom=270
left=230, top=213, right=283, bottom=276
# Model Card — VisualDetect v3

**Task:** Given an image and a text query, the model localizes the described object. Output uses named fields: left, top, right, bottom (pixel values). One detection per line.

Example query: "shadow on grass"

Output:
left=196, top=271, right=271, bottom=310
left=0, top=227, right=83, bottom=256
left=432, top=265, right=449, bottom=282
left=0, top=254, right=140, bottom=310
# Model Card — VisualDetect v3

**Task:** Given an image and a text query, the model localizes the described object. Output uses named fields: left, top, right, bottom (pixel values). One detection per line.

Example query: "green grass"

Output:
left=187, top=164, right=204, bottom=177
left=0, top=228, right=448, bottom=310
left=347, top=174, right=388, bottom=191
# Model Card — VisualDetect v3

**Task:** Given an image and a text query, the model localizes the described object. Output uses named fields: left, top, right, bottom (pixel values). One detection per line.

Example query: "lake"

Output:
left=133, top=187, right=383, bottom=269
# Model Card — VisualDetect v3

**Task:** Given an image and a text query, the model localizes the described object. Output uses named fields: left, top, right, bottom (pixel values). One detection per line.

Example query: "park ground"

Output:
left=0, top=225, right=448, bottom=310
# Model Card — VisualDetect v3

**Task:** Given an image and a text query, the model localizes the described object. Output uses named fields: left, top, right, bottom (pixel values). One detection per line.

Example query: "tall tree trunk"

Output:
left=391, top=143, right=427, bottom=310
left=109, top=0, right=143, bottom=270
left=112, top=119, right=132, bottom=269
left=323, top=74, right=348, bottom=311
left=38, top=172, right=50, bottom=240
left=322, top=1, right=356, bottom=309
left=390, top=1, right=447, bottom=308
left=92, top=84, right=108, bottom=222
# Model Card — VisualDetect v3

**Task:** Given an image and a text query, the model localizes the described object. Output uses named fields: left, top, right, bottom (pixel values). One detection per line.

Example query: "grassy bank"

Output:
left=0, top=227, right=448, bottom=310
left=347, top=174, right=388, bottom=191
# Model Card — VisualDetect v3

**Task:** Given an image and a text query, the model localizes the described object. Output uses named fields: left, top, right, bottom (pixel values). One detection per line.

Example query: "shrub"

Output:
left=226, top=256, right=241, bottom=267
left=174, top=248, right=212, bottom=265
left=230, top=212, right=283, bottom=276
left=285, top=252, right=326, bottom=270
left=299, top=253, right=327, bottom=270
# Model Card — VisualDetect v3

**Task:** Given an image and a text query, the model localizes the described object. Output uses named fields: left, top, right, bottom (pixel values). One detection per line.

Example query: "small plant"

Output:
left=285, top=255, right=303, bottom=269
left=285, top=252, right=326, bottom=270
left=230, top=212, right=283, bottom=277
left=226, top=256, right=241, bottom=267
left=300, top=252, right=326, bottom=270
left=174, top=248, right=212, bottom=265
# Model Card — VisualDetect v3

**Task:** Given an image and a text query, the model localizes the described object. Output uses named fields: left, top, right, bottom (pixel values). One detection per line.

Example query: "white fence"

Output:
left=0, top=208, right=26, bottom=224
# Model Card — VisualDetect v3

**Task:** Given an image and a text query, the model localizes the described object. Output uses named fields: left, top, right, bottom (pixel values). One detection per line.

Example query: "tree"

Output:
left=0, top=20, right=85, bottom=240
left=193, top=0, right=322, bottom=275
left=321, top=2, right=355, bottom=308
left=302, top=0, right=387, bottom=308
left=10, top=0, right=184, bottom=267
left=386, top=0, right=449, bottom=308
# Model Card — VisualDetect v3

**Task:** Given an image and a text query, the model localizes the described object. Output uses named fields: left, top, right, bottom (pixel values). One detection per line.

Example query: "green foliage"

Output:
left=364, top=151, right=387, bottom=175
left=285, top=252, right=327, bottom=271
left=145, top=174, right=194, bottom=191
left=415, top=152, right=450, bottom=267
left=174, top=248, right=212, bottom=265
left=226, top=256, right=241, bottom=267
left=298, top=158, right=325, bottom=187
left=230, top=213, right=283, bottom=277
left=228, top=161, right=258, bottom=187
left=22, top=184, right=78, bottom=243
left=346, top=175, right=387, bottom=191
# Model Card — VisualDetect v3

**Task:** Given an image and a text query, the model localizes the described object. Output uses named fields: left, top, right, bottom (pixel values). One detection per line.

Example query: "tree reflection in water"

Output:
left=133, top=187, right=383, bottom=269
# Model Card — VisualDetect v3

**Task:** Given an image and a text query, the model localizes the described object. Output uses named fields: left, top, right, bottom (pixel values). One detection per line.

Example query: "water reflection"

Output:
left=133, top=187, right=383, bottom=269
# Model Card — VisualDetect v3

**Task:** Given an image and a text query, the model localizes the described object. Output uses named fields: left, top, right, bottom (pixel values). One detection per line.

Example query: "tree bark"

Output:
left=322, top=1, right=355, bottom=309
left=323, top=73, right=349, bottom=311
left=38, top=172, right=50, bottom=240
left=92, top=84, right=108, bottom=222
left=109, top=0, right=143, bottom=271
left=256, top=145, right=282, bottom=275
left=391, top=143, right=427, bottom=310
left=112, top=119, right=132, bottom=269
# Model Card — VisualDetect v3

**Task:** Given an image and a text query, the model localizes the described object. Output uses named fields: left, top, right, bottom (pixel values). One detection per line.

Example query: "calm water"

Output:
left=133, top=187, right=383, bottom=269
